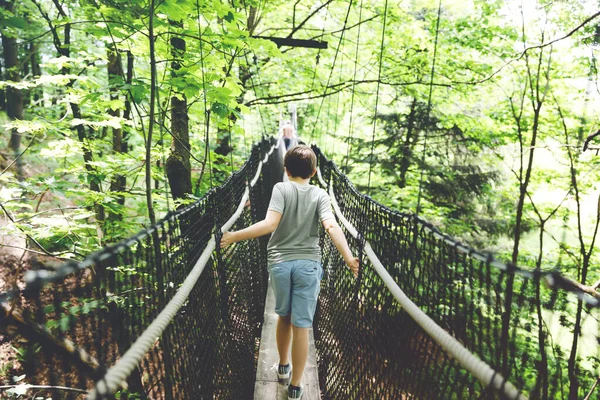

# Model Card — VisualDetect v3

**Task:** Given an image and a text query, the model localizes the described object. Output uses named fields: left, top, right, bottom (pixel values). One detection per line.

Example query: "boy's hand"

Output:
left=220, top=231, right=235, bottom=249
left=346, top=257, right=360, bottom=278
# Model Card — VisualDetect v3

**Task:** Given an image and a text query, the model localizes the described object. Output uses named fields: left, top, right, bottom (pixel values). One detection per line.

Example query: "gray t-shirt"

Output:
left=267, top=181, right=334, bottom=265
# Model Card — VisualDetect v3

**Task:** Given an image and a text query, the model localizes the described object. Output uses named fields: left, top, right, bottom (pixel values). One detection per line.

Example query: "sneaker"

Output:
left=277, top=363, right=291, bottom=380
left=287, top=384, right=303, bottom=400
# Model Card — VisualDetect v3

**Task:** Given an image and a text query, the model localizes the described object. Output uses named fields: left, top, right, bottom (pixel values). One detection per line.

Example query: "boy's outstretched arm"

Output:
left=220, top=210, right=281, bottom=248
left=322, top=217, right=359, bottom=277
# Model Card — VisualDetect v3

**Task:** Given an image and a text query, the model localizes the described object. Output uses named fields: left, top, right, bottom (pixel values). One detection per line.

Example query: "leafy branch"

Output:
left=245, top=78, right=453, bottom=106
left=452, top=10, right=600, bottom=86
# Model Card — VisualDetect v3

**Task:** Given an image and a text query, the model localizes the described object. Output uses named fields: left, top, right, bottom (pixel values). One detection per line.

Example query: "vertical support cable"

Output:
left=367, top=0, right=389, bottom=192
left=244, top=52, right=269, bottom=140
left=344, top=0, right=364, bottom=172
left=415, top=0, right=443, bottom=216
left=309, top=0, right=353, bottom=142
left=196, top=0, right=213, bottom=189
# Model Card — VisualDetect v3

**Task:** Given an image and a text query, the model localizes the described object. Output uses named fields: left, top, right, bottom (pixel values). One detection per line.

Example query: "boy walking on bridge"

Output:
left=220, top=145, right=359, bottom=400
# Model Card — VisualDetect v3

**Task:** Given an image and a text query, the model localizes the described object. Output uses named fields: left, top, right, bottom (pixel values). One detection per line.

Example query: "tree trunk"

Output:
left=107, top=46, right=126, bottom=220
left=398, top=98, right=418, bottom=188
left=500, top=102, right=541, bottom=377
left=501, top=24, right=554, bottom=373
left=166, top=21, right=192, bottom=202
left=0, top=1, right=24, bottom=159
left=124, top=51, right=134, bottom=122
left=0, top=59, right=5, bottom=111
left=29, top=42, right=42, bottom=104
left=214, top=133, right=233, bottom=157
left=565, top=151, right=597, bottom=399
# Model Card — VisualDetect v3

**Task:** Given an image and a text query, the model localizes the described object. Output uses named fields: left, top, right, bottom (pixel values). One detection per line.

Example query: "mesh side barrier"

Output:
left=0, top=138, right=280, bottom=399
left=2, top=140, right=598, bottom=399
left=312, top=147, right=600, bottom=400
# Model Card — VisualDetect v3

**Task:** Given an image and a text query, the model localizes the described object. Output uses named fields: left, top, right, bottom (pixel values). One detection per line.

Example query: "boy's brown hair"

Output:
left=284, top=145, right=317, bottom=179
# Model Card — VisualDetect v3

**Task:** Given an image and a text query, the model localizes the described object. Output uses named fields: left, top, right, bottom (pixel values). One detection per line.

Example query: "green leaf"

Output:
left=211, top=102, right=229, bottom=118
left=130, top=84, right=146, bottom=104
left=224, top=11, right=235, bottom=22
left=157, top=0, right=193, bottom=21
left=1, top=16, right=28, bottom=30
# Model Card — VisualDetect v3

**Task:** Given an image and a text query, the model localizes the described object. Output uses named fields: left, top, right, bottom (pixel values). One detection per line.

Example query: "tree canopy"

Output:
left=1, top=0, right=600, bottom=398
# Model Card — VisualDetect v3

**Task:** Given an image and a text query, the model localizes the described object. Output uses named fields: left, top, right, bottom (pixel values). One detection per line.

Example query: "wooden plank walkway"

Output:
left=254, top=277, right=320, bottom=400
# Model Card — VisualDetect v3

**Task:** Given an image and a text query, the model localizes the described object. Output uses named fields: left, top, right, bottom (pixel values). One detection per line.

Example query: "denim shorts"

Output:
left=269, top=259, right=323, bottom=328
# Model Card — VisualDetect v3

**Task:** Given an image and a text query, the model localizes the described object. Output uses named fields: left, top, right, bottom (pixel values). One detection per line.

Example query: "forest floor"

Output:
left=0, top=216, right=55, bottom=387
left=0, top=249, right=23, bottom=386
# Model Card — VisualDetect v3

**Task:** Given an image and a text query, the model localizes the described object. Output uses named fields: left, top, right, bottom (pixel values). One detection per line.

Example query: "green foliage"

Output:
left=0, top=0, right=599, bottom=396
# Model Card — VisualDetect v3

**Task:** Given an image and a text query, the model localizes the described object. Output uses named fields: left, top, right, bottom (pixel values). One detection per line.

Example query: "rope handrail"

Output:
left=0, top=139, right=281, bottom=308
left=9, top=139, right=273, bottom=299
left=316, top=166, right=526, bottom=400
left=88, top=139, right=280, bottom=398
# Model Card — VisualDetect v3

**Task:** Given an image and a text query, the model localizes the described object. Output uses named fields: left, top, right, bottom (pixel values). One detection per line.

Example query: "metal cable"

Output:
left=367, top=0, right=388, bottom=192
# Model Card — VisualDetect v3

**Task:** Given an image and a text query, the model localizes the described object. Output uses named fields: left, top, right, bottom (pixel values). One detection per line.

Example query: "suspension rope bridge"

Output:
left=0, top=136, right=598, bottom=399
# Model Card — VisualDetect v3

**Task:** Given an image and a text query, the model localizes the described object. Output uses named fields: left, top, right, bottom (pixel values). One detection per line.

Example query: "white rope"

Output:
left=271, top=136, right=282, bottom=153
left=251, top=161, right=263, bottom=187
left=88, top=144, right=276, bottom=399
left=316, top=167, right=527, bottom=400
left=317, top=166, right=531, bottom=275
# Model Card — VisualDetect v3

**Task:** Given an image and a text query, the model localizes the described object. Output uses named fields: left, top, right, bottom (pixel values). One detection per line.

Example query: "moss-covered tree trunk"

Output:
left=166, top=21, right=192, bottom=201
left=1, top=0, right=24, bottom=167
left=29, top=42, right=41, bottom=101
left=107, top=45, right=126, bottom=220
left=22, top=42, right=42, bottom=107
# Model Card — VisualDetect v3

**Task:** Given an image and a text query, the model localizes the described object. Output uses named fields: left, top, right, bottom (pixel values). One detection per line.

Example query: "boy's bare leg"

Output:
left=291, top=325, right=309, bottom=387
left=277, top=315, right=292, bottom=365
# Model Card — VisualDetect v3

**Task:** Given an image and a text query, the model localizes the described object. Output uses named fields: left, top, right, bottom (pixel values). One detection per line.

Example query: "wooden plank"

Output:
left=254, top=277, right=321, bottom=399
left=254, top=380, right=321, bottom=400
left=256, top=279, right=280, bottom=383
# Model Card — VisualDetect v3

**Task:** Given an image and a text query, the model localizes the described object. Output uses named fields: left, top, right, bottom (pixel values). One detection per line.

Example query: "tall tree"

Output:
left=165, top=20, right=192, bottom=202
left=107, top=44, right=126, bottom=219
left=1, top=0, right=24, bottom=171
left=499, top=8, right=554, bottom=379
left=560, top=103, right=600, bottom=399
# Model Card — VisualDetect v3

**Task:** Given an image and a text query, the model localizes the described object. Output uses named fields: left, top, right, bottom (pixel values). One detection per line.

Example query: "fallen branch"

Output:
left=0, top=133, right=39, bottom=179
left=547, top=272, right=600, bottom=303
left=0, top=303, right=104, bottom=380
left=0, top=202, right=70, bottom=260
left=0, top=244, right=75, bottom=261
left=583, top=375, right=600, bottom=400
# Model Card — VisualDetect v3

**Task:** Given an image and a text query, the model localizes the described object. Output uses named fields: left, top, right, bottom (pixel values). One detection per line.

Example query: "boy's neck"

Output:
left=289, top=176, right=310, bottom=185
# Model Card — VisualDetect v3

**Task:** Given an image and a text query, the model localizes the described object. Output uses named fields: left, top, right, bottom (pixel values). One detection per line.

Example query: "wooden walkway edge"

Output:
left=254, top=277, right=321, bottom=399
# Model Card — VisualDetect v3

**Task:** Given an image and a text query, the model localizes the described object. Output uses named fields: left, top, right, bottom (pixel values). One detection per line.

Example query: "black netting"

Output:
left=313, top=147, right=600, bottom=400
left=1, top=140, right=598, bottom=400
left=0, top=138, right=279, bottom=399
